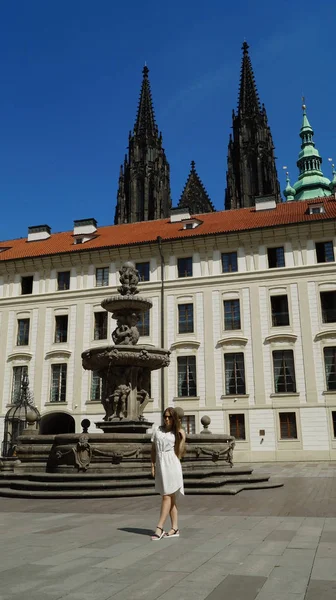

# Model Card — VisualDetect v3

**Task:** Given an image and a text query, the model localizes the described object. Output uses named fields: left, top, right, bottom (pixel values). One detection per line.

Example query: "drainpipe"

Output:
left=157, top=236, right=165, bottom=414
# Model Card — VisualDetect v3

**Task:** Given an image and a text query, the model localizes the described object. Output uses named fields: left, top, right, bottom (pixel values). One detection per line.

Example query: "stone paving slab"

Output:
left=1, top=463, right=336, bottom=599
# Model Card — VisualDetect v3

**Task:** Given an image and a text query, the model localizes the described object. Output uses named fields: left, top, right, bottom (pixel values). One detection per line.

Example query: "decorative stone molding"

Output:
left=45, top=350, right=72, bottom=360
left=7, top=352, right=33, bottom=362
left=217, top=336, right=248, bottom=347
left=314, top=330, right=336, bottom=342
left=170, top=340, right=201, bottom=350
left=264, top=333, right=297, bottom=344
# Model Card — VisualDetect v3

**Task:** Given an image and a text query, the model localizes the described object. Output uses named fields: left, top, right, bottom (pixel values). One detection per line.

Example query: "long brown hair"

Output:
left=163, top=407, right=185, bottom=458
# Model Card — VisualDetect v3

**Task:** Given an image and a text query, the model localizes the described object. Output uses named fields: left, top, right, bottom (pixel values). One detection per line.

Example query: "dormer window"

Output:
left=182, top=218, right=202, bottom=230
left=309, top=204, right=324, bottom=215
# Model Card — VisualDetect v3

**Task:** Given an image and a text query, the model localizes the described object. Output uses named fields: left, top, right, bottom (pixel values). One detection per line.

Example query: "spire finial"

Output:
left=302, top=96, right=306, bottom=113
left=238, top=41, right=260, bottom=114
left=242, top=40, right=249, bottom=54
left=143, top=64, right=149, bottom=78
left=190, top=160, right=196, bottom=171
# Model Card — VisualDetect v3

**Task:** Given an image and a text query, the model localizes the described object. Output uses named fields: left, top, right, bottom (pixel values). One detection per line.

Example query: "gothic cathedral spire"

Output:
left=114, top=66, right=171, bottom=224
left=225, top=42, right=281, bottom=210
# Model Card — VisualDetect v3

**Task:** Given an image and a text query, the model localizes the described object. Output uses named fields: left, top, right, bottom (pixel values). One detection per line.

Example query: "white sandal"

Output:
left=151, top=526, right=165, bottom=541
left=165, top=528, right=180, bottom=538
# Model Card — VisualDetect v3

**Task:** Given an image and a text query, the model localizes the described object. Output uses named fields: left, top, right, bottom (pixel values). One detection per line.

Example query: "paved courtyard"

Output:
left=1, top=463, right=336, bottom=600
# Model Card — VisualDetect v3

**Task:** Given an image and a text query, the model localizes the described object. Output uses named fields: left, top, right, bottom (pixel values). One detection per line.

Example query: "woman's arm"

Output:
left=151, top=442, right=156, bottom=477
left=178, top=428, right=186, bottom=459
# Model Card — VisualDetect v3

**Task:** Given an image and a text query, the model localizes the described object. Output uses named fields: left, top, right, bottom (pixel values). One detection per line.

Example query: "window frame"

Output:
left=57, top=271, right=71, bottom=291
left=11, top=365, right=28, bottom=404
left=178, top=303, right=194, bottom=334
left=50, top=363, right=67, bottom=403
left=90, top=370, right=103, bottom=401
left=229, top=413, right=246, bottom=440
left=17, top=318, right=30, bottom=346
left=320, top=291, right=336, bottom=324
left=221, top=251, right=238, bottom=273
left=272, top=349, right=296, bottom=394
left=315, top=241, right=335, bottom=264
left=177, top=355, right=197, bottom=397
left=181, top=415, right=196, bottom=434
left=177, top=257, right=193, bottom=278
left=279, top=411, right=298, bottom=439
left=224, top=352, right=246, bottom=395
left=136, top=262, right=150, bottom=282
left=94, top=312, right=108, bottom=341
left=324, top=346, right=336, bottom=391
left=223, top=298, right=241, bottom=331
left=137, top=310, right=150, bottom=337
left=95, top=267, right=109, bottom=287
left=21, top=275, right=34, bottom=295
left=270, top=295, right=290, bottom=327
left=54, top=315, right=69, bottom=344
left=267, top=246, right=285, bottom=269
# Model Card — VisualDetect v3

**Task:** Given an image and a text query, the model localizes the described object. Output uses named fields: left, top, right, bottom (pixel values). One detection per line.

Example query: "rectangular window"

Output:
left=229, top=414, right=246, bottom=440
left=11, top=365, right=28, bottom=404
left=50, top=364, right=67, bottom=402
left=136, top=262, right=150, bottom=282
left=181, top=415, right=196, bottom=434
left=271, top=295, right=290, bottom=327
left=177, top=356, right=197, bottom=397
left=91, top=371, right=103, bottom=401
left=95, top=267, right=109, bottom=287
left=224, top=353, right=246, bottom=395
left=177, top=257, right=193, bottom=278
left=94, top=312, right=108, bottom=340
left=137, top=310, right=150, bottom=336
left=279, top=412, right=297, bottom=439
left=221, top=252, right=238, bottom=273
left=224, top=299, right=241, bottom=330
left=17, top=318, right=30, bottom=346
left=316, top=241, right=335, bottom=263
left=21, top=275, right=33, bottom=295
left=332, top=411, right=336, bottom=438
left=54, top=315, right=68, bottom=343
left=273, top=350, right=296, bottom=393
left=57, top=271, right=70, bottom=291
left=321, top=291, right=336, bottom=323
left=267, top=247, right=285, bottom=268
left=324, top=347, right=336, bottom=391
left=178, top=304, right=194, bottom=333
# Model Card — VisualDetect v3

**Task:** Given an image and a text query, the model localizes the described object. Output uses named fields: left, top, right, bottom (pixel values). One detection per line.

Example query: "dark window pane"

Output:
left=229, top=414, right=246, bottom=440
left=91, top=371, right=103, bottom=401
left=177, top=257, right=193, bottom=278
left=94, top=312, right=107, bottom=340
left=181, top=415, right=196, bottom=434
left=11, top=365, right=28, bottom=404
left=224, top=299, right=241, bottom=330
left=137, top=310, right=150, bottom=336
left=332, top=411, right=336, bottom=438
left=178, top=304, right=194, bottom=333
left=273, top=350, right=296, bottom=393
left=267, top=247, right=285, bottom=268
left=324, top=347, right=336, bottom=391
left=321, top=291, right=336, bottom=323
left=316, top=241, right=335, bottom=263
left=21, top=276, right=33, bottom=295
left=177, top=356, right=197, bottom=397
left=271, top=295, right=290, bottom=327
left=57, top=271, right=70, bottom=290
left=136, top=262, right=150, bottom=282
left=50, top=364, right=67, bottom=402
left=221, top=252, right=238, bottom=273
left=96, top=267, right=109, bottom=287
left=224, top=353, right=246, bottom=395
left=279, top=412, right=297, bottom=439
left=55, top=315, right=68, bottom=343
left=17, top=318, right=30, bottom=346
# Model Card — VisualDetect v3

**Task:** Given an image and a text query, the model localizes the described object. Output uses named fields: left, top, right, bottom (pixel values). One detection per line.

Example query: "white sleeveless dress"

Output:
left=151, top=426, right=184, bottom=497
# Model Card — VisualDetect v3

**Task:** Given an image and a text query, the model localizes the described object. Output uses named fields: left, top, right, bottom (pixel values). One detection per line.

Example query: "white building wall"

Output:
left=301, top=408, right=329, bottom=451
left=212, top=290, right=223, bottom=406
left=2, top=311, right=15, bottom=411
left=249, top=409, right=276, bottom=452
left=259, top=287, right=272, bottom=403
left=290, top=283, right=306, bottom=401
left=242, top=287, right=255, bottom=405
left=167, top=295, right=175, bottom=402
left=308, top=281, right=325, bottom=402
left=196, top=292, right=205, bottom=408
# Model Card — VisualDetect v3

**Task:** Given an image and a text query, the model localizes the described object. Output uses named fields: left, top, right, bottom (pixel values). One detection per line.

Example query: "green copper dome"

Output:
left=292, top=103, right=331, bottom=200
left=283, top=172, right=295, bottom=201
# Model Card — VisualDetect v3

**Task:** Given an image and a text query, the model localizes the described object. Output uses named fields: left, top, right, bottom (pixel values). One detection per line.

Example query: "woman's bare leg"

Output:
left=169, top=494, right=178, bottom=531
left=155, top=495, right=172, bottom=533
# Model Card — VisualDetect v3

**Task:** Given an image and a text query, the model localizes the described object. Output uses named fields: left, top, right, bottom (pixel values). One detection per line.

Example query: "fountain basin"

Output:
left=102, top=295, right=152, bottom=314
left=82, top=345, right=170, bottom=371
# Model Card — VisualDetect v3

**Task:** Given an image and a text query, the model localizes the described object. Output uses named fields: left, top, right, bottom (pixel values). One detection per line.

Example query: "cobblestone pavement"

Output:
left=1, top=463, right=336, bottom=600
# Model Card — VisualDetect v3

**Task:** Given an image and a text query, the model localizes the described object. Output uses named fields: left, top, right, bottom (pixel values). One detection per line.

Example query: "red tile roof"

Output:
left=0, top=196, right=335, bottom=263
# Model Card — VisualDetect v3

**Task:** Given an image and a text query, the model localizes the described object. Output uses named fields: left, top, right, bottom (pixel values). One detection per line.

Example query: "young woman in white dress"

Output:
left=150, top=407, right=186, bottom=540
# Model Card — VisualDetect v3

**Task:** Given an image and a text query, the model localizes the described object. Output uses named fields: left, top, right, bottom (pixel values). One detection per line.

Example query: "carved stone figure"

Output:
left=117, top=262, right=139, bottom=295
left=73, top=433, right=92, bottom=471
left=112, top=312, right=139, bottom=346
left=110, top=384, right=131, bottom=419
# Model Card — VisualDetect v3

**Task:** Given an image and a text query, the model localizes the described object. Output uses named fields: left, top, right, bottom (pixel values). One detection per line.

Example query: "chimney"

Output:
left=27, top=225, right=51, bottom=242
left=170, top=207, right=191, bottom=223
left=254, top=195, right=277, bottom=211
left=73, top=218, right=97, bottom=243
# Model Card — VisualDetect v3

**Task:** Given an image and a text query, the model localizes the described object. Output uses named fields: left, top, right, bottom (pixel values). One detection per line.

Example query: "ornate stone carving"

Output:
left=194, top=441, right=235, bottom=467
left=117, top=262, right=139, bottom=296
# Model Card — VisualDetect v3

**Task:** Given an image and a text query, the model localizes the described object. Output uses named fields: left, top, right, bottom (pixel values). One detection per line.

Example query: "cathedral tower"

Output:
left=178, top=160, right=215, bottom=214
left=225, top=42, right=281, bottom=210
left=114, top=66, right=171, bottom=224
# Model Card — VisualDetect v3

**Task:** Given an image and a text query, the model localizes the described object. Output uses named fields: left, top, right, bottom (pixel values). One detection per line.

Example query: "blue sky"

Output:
left=0, top=1, right=335, bottom=241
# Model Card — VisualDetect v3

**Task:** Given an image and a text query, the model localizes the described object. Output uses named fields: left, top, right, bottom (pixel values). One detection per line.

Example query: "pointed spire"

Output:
left=238, top=41, right=261, bottom=115
left=283, top=171, right=295, bottom=201
left=330, top=163, right=336, bottom=195
left=134, top=65, right=158, bottom=138
left=292, top=101, right=331, bottom=200
left=178, top=160, right=215, bottom=214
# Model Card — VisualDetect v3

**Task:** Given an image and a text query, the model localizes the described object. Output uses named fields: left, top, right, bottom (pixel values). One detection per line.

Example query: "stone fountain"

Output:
left=82, top=261, right=170, bottom=434
left=0, top=262, right=283, bottom=497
